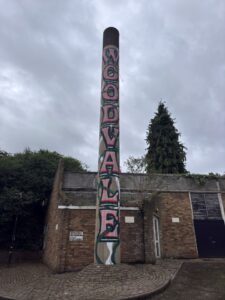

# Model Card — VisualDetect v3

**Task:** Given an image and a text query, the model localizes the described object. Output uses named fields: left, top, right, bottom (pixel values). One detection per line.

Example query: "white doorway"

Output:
left=153, top=216, right=161, bottom=258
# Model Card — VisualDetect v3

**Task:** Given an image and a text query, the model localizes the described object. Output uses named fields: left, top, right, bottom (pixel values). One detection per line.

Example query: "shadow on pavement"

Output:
left=151, top=261, right=225, bottom=300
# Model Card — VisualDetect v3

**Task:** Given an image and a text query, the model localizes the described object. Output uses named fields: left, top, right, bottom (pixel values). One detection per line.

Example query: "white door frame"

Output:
left=153, top=215, right=161, bottom=258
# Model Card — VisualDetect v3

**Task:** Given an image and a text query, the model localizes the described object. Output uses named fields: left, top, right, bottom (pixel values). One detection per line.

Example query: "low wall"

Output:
left=0, top=250, right=42, bottom=264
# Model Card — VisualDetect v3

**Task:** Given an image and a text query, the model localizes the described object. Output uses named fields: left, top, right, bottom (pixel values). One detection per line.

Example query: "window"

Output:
left=191, top=193, right=222, bottom=220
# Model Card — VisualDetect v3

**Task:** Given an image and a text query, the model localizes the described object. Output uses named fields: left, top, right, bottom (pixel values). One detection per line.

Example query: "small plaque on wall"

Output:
left=172, top=217, right=180, bottom=223
left=69, top=231, right=83, bottom=241
left=125, top=216, right=135, bottom=223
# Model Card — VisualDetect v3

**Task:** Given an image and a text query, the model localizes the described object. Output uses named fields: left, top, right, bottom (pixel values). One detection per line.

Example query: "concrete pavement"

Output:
left=151, top=260, right=225, bottom=300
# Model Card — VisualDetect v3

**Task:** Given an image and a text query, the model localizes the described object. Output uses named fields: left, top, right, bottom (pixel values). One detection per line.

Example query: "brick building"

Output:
left=43, top=161, right=225, bottom=272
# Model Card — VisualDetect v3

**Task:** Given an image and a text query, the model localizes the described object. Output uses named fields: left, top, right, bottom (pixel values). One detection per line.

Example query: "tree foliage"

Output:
left=124, top=156, right=146, bottom=173
left=145, top=102, right=187, bottom=174
left=0, top=149, right=87, bottom=250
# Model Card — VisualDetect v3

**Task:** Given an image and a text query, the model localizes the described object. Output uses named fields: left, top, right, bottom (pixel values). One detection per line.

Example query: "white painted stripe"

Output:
left=58, top=205, right=96, bottom=209
left=188, top=192, right=199, bottom=257
left=218, top=194, right=225, bottom=224
left=217, top=181, right=225, bottom=224
left=58, top=205, right=139, bottom=211
left=121, top=207, right=139, bottom=211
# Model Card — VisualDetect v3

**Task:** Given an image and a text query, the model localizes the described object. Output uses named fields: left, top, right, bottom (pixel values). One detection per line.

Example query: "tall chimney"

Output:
left=95, top=27, right=120, bottom=264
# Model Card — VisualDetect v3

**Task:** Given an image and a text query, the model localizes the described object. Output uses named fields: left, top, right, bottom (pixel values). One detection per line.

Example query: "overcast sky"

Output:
left=0, top=0, right=225, bottom=174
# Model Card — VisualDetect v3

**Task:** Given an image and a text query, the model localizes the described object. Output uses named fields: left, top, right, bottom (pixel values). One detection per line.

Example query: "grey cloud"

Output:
left=0, top=0, right=224, bottom=174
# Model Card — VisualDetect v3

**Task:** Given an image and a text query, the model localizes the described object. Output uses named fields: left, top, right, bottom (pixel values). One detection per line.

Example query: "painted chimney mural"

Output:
left=95, top=27, right=120, bottom=264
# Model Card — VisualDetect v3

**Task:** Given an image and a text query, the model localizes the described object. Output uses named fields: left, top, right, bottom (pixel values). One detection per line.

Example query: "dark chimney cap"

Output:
left=103, top=27, right=119, bottom=48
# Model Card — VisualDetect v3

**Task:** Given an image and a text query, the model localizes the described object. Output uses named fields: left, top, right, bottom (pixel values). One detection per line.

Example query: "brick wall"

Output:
left=120, top=210, right=145, bottom=263
left=44, top=171, right=225, bottom=272
left=43, top=160, right=64, bottom=272
left=63, top=209, right=95, bottom=271
left=44, top=188, right=200, bottom=272
left=159, top=192, right=198, bottom=258
left=56, top=208, right=145, bottom=271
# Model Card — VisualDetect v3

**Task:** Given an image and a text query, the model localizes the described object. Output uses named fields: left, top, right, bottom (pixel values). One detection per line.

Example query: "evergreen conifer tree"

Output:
left=145, top=102, right=187, bottom=174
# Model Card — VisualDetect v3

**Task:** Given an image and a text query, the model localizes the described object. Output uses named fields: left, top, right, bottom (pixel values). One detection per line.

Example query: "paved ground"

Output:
left=2, top=260, right=225, bottom=299
left=0, top=260, right=182, bottom=300
left=151, top=260, right=225, bottom=300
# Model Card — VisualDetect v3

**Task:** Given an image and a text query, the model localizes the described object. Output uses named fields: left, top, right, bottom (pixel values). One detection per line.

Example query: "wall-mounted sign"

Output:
left=69, top=231, right=83, bottom=241
left=125, top=216, right=135, bottom=223
left=172, top=217, right=180, bottom=223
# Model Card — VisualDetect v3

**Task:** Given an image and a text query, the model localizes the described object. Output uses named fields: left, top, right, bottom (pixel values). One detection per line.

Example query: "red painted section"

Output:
left=100, top=178, right=119, bottom=204
left=100, top=151, right=119, bottom=174
left=101, top=127, right=119, bottom=147
left=99, top=210, right=119, bottom=238
left=96, top=28, right=120, bottom=264
left=102, top=105, right=119, bottom=123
